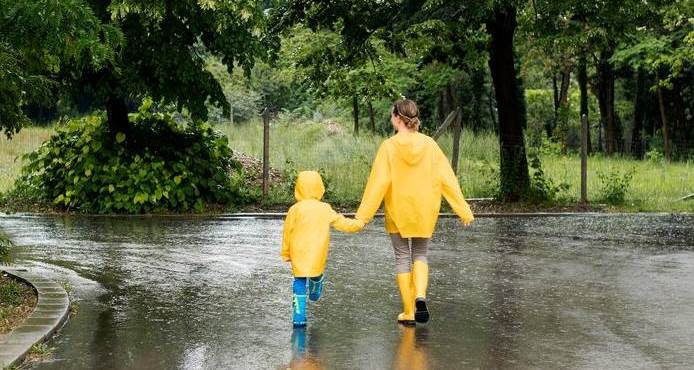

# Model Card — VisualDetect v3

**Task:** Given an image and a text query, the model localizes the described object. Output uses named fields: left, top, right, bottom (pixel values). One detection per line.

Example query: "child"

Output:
left=281, top=171, right=364, bottom=327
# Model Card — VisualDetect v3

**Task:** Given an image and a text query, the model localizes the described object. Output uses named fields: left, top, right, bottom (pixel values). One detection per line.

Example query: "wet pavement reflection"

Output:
left=0, top=214, right=692, bottom=369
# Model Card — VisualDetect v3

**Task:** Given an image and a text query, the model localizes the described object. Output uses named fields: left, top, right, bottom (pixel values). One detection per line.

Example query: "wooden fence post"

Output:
left=262, top=108, right=270, bottom=197
left=451, top=109, right=462, bottom=174
left=432, top=109, right=459, bottom=140
left=581, top=113, right=588, bottom=203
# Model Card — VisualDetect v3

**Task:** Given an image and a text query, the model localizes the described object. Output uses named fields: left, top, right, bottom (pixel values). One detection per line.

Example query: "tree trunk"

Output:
left=578, top=56, right=591, bottom=154
left=471, top=67, right=486, bottom=132
left=437, top=90, right=446, bottom=124
left=552, top=74, right=560, bottom=112
left=445, top=83, right=455, bottom=117
left=548, top=74, right=559, bottom=138
left=352, top=95, right=359, bottom=135
left=451, top=110, right=462, bottom=175
left=596, top=50, right=617, bottom=155
left=367, top=99, right=376, bottom=133
left=631, top=69, right=646, bottom=158
left=106, top=95, right=131, bottom=141
left=488, top=81, right=498, bottom=132
left=558, top=66, right=571, bottom=152
left=657, top=86, right=670, bottom=161
left=673, top=78, right=688, bottom=157
left=486, top=4, right=530, bottom=201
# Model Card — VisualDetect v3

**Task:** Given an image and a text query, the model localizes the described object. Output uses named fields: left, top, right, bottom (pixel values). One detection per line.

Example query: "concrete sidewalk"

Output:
left=0, top=268, right=70, bottom=369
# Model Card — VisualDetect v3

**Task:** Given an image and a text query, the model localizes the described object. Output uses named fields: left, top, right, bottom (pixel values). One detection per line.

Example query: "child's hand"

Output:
left=332, top=215, right=365, bottom=233
left=461, top=214, right=474, bottom=226
left=354, top=218, right=366, bottom=231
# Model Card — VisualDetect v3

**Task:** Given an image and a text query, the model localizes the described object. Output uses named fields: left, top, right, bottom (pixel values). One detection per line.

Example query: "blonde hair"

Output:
left=391, top=99, right=420, bottom=130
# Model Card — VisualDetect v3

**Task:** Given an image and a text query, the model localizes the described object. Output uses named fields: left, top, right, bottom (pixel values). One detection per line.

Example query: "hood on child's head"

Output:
left=294, top=171, right=325, bottom=201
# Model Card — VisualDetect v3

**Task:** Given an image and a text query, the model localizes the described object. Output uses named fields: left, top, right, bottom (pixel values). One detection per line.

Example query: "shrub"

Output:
left=0, top=233, right=11, bottom=264
left=597, top=167, right=636, bottom=205
left=15, top=99, right=245, bottom=213
left=645, top=147, right=664, bottom=162
left=525, top=151, right=570, bottom=203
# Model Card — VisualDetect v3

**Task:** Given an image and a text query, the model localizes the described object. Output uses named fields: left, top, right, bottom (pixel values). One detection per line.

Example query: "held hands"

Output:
left=354, top=218, right=366, bottom=231
left=460, top=214, right=474, bottom=226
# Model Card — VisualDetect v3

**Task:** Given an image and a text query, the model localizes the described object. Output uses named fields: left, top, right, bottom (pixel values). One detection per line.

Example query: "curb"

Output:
left=0, top=268, right=70, bottom=369
left=1, top=211, right=689, bottom=220
left=216, top=212, right=683, bottom=219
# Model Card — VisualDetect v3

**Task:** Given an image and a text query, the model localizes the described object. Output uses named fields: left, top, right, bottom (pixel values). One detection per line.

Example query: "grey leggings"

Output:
left=390, top=234, right=429, bottom=273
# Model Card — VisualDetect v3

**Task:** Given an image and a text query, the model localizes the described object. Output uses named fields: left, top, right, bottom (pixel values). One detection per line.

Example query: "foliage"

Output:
left=0, top=231, right=13, bottom=264
left=611, top=2, right=694, bottom=88
left=525, top=89, right=554, bottom=147
left=0, top=0, right=122, bottom=137
left=93, top=0, right=270, bottom=121
left=597, top=167, right=636, bottom=205
left=15, top=100, right=245, bottom=213
left=645, top=148, right=665, bottom=163
left=0, top=277, right=23, bottom=306
left=525, top=151, right=570, bottom=203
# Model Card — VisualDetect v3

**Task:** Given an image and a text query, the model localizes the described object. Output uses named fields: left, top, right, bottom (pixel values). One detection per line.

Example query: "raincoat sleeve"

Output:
left=355, top=144, right=391, bottom=224
left=330, top=208, right=365, bottom=233
left=436, top=146, right=474, bottom=225
left=281, top=206, right=295, bottom=261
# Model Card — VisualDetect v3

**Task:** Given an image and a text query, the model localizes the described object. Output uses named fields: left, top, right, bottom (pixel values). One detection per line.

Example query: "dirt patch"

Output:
left=232, top=152, right=285, bottom=187
left=0, top=273, right=37, bottom=334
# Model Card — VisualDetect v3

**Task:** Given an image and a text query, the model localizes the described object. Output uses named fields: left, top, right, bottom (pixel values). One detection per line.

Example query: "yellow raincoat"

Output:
left=356, top=131, right=474, bottom=238
left=281, top=171, right=364, bottom=277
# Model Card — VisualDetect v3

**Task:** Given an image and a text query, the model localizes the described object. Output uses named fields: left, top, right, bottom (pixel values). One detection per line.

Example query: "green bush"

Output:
left=525, top=151, right=570, bottom=203
left=598, top=167, right=636, bottom=205
left=0, top=232, right=12, bottom=264
left=15, top=100, right=245, bottom=213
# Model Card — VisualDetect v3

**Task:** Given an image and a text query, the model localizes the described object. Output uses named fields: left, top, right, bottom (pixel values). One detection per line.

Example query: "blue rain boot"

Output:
left=308, top=275, right=324, bottom=302
left=293, top=278, right=308, bottom=327
left=292, top=294, right=307, bottom=327
left=291, top=327, right=307, bottom=359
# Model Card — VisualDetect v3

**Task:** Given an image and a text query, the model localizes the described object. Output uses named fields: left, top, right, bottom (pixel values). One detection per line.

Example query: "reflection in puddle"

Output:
left=394, top=326, right=429, bottom=370
left=180, top=344, right=208, bottom=370
left=0, top=215, right=692, bottom=369
left=289, top=327, right=324, bottom=370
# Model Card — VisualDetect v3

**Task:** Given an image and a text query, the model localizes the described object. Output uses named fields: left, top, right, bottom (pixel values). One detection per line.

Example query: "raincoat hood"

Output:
left=392, top=132, right=428, bottom=165
left=294, top=171, right=325, bottom=201
left=356, top=132, right=474, bottom=238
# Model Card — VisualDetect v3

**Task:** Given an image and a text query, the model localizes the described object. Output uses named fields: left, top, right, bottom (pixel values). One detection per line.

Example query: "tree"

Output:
left=274, top=0, right=532, bottom=200
left=71, top=0, right=270, bottom=140
left=0, top=0, right=121, bottom=138
left=485, top=3, right=530, bottom=200
left=274, top=23, right=401, bottom=134
left=611, top=1, right=694, bottom=160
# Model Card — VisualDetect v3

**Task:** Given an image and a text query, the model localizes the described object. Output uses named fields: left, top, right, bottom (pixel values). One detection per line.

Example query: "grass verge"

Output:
left=0, top=274, right=37, bottom=335
left=1, top=120, right=692, bottom=213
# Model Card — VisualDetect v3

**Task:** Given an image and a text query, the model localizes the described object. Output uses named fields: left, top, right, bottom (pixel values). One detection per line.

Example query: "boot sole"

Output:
left=398, top=319, right=416, bottom=327
left=415, top=299, right=429, bottom=323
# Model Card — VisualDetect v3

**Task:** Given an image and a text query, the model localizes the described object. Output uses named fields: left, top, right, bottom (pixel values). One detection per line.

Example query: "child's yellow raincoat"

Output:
left=356, top=131, right=474, bottom=238
left=281, top=171, right=363, bottom=277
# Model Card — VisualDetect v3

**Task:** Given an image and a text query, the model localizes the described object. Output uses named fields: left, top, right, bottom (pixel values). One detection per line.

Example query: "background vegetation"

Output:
left=0, top=0, right=691, bottom=213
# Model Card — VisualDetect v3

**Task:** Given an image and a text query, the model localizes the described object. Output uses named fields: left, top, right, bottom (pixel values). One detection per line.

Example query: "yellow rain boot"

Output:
left=412, top=260, right=430, bottom=323
left=396, top=272, right=415, bottom=326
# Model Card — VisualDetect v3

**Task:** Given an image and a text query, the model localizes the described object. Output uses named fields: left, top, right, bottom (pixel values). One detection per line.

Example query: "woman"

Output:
left=356, top=99, right=474, bottom=325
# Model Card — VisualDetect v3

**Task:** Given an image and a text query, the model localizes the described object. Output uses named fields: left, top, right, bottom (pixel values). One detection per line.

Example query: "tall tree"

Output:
left=0, top=0, right=121, bottom=138
left=486, top=3, right=530, bottom=199
left=611, top=0, right=694, bottom=160
left=274, top=0, right=532, bottom=200
left=79, top=0, right=269, bottom=139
